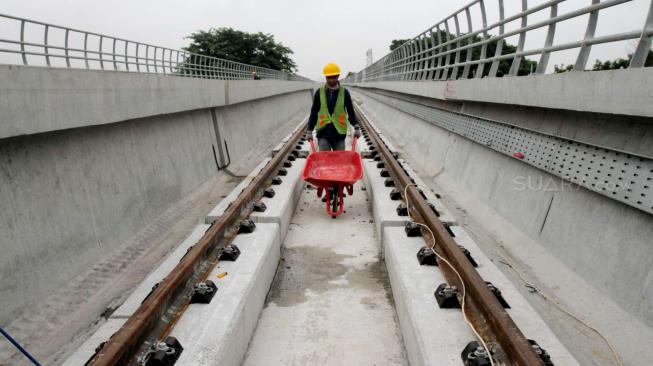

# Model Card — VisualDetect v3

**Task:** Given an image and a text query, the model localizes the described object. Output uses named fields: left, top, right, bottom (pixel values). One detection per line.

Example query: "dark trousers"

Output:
left=318, top=137, right=345, bottom=151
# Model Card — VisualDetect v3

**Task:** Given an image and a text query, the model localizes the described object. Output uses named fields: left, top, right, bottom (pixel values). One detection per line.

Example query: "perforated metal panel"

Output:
left=355, top=89, right=653, bottom=215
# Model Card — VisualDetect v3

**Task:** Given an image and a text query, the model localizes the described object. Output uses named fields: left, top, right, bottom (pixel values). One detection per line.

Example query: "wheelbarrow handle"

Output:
left=309, top=138, right=316, bottom=153
left=308, top=136, right=356, bottom=153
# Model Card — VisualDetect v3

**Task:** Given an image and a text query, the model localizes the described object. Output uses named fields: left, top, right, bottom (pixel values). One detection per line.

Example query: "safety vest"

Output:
left=316, top=85, right=349, bottom=135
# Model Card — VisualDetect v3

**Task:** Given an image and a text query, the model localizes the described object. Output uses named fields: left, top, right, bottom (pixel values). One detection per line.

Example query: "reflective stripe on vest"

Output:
left=315, top=85, right=349, bottom=135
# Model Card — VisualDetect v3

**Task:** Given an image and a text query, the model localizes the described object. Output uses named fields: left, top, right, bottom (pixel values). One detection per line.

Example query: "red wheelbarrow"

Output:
left=301, top=137, right=363, bottom=218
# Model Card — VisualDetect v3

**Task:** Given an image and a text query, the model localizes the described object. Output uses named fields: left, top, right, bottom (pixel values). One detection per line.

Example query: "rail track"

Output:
left=355, top=104, right=546, bottom=366
left=85, top=125, right=306, bottom=365
left=84, top=107, right=550, bottom=366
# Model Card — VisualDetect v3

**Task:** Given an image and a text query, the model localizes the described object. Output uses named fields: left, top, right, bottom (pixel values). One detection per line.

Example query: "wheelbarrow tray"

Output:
left=301, top=150, right=363, bottom=188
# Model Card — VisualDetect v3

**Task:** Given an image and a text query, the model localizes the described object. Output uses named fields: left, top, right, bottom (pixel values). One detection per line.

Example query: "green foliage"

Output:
left=183, top=27, right=297, bottom=73
left=390, top=39, right=410, bottom=51
left=555, top=50, right=652, bottom=73
left=389, top=31, right=537, bottom=78
left=554, top=64, right=574, bottom=73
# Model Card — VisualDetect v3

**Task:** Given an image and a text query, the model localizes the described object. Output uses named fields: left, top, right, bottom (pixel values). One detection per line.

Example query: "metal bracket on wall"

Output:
left=354, top=88, right=653, bottom=215
left=216, top=139, right=231, bottom=170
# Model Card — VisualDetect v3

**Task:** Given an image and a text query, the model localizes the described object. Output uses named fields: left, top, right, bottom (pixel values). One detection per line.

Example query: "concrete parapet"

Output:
left=0, top=65, right=315, bottom=139
left=251, top=158, right=306, bottom=242
left=350, top=67, right=653, bottom=118
left=172, top=223, right=282, bottom=366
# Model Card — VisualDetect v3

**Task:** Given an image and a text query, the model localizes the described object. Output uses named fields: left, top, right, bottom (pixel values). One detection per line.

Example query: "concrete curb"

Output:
left=251, top=158, right=306, bottom=242
left=172, top=223, right=282, bottom=366
left=384, top=223, right=579, bottom=366
left=362, top=158, right=407, bottom=257
left=384, top=226, right=472, bottom=366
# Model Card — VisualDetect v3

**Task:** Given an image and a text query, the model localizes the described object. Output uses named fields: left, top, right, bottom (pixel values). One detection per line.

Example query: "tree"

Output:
left=390, top=39, right=410, bottom=51
left=554, top=64, right=574, bottom=73
left=183, top=28, right=297, bottom=72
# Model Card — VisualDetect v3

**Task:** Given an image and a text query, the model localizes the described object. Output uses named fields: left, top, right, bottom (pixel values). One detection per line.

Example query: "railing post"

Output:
left=461, top=6, right=474, bottom=79
left=168, top=48, right=173, bottom=74
left=508, top=0, right=528, bottom=76
left=435, top=25, right=444, bottom=80
left=574, top=0, right=600, bottom=71
left=175, top=50, right=180, bottom=75
left=451, top=15, right=462, bottom=79
left=630, top=0, right=653, bottom=68
left=99, top=35, right=105, bottom=70
left=145, top=45, right=150, bottom=73
left=112, top=38, right=118, bottom=70
left=488, top=0, right=505, bottom=77
left=413, top=36, right=421, bottom=80
left=83, top=33, right=89, bottom=69
left=153, top=47, right=159, bottom=73
left=425, top=30, right=435, bottom=79
left=536, top=3, right=558, bottom=74
left=443, top=20, right=453, bottom=80
left=20, top=20, right=28, bottom=65
left=64, top=29, right=71, bottom=68
left=44, top=24, right=51, bottom=67
left=475, top=0, right=489, bottom=78
left=124, top=41, right=130, bottom=71
left=135, top=43, right=140, bottom=72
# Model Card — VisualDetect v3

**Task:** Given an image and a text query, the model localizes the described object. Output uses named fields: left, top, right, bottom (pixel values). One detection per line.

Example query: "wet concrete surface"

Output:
left=243, top=183, right=407, bottom=365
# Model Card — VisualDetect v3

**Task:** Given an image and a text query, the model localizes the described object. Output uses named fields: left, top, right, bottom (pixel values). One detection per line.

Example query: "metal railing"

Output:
left=345, top=0, right=653, bottom=82
left=0, top=13, right=310, bottom=81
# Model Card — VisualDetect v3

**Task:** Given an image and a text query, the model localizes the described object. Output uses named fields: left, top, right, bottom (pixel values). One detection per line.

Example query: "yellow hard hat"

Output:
left=323, top=62, right=341, bottom=77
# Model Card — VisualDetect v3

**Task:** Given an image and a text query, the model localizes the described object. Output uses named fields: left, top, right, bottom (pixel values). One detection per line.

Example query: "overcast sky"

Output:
left=1, top=0, right=650, bottom=80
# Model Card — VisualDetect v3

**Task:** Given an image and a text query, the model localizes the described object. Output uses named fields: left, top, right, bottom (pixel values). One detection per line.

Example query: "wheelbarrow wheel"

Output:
left=330, top=186, right=339, bottom=217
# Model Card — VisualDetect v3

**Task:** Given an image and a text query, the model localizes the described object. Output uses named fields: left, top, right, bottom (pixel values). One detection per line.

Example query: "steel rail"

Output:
left=87, top=126, right=305, bottom=365
left=355, top=105, right=544, bottom=366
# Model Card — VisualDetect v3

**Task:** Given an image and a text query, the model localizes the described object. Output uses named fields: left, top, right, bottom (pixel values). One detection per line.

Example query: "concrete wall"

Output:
left=0, top=66, right=314, bottom=324
left=352, top=88, right=653, bottom=329
left=357, top=87, right=653, bottom=159
left=0, top=65, right=314, bottom=139
left=351, top=67, right=653, bottom=118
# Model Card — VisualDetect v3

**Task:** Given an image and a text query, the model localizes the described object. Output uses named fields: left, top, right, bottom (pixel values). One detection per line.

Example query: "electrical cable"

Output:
left=401, top=179, right=623, bottom=366
left=403, top=183, right=495, bottom=366
left=495, top=252, right=623, bottom=366
left=0, top=326, right=42, bottom=366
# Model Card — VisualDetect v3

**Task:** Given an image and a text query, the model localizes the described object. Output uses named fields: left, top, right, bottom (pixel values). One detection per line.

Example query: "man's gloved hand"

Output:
left=306, top=130, right=314, bottom=141
left=354, top=127, right=362, bottom=138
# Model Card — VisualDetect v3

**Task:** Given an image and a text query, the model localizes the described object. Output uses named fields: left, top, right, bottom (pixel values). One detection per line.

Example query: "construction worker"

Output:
left=306, top=62, right=361, bottom=151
